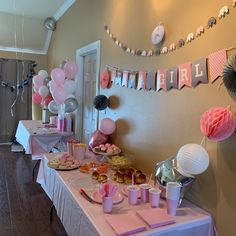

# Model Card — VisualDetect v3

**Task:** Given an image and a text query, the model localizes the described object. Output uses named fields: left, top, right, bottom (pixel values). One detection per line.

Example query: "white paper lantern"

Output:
left=176, top=144, right=209, bottom=175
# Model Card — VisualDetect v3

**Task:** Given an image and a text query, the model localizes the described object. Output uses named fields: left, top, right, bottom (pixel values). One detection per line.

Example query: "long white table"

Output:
left=37, top=153, right=217, bottom=236
left=16, top=120, right=74, bottom=160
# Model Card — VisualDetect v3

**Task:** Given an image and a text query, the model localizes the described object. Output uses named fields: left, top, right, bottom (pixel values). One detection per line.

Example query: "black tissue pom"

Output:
left=223, top=54, right=236, bottom=93
left=93, top=95, right=109, bottom=110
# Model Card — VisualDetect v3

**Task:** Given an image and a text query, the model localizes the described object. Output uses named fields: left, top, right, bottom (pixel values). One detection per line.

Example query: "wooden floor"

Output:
left=0, top=145, right=67, bottom=236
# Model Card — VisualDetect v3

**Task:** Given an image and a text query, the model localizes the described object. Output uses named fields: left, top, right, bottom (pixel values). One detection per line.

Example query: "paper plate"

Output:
left=91, top=191, right=124, bottom=204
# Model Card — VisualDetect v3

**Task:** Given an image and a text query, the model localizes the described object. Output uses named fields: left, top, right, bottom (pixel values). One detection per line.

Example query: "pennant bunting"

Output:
left=178, top=62, right=192, bottom=89
left=128, top=72, right=137, bottom=89
left=208, top=49, right=227, bottom=83
left=166, top=67, right=178, bottom=90
left=191, top=58, right=208, bottom=87
left=156, top=69, right=167, bottom=91
left=122, top=71, right=129, bottom=87
left=111, top=68, right=117, bottom=83
left=115, top=70, right=122, bottom=85
left=146, top=71, right=156, bottom=90
left=137, top=71, right=147, bottom=90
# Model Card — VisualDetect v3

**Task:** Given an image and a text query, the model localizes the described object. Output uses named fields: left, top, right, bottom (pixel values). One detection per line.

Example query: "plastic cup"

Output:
left=166, top=198, right=179, bottom=216
left=140, top=184, right=152, bottom=203
left=149, top=188, right=161, bottom=208
left=102, top=196, right=113, bottom=213
left=127, top=185, right=140, bottom=205
left=166, top=182, right=181, bottom=200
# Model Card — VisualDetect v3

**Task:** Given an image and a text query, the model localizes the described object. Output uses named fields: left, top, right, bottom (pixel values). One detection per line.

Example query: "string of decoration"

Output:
left=104, top=1, right=235, bottom=57
left=100, top=47, right=236, bottom=92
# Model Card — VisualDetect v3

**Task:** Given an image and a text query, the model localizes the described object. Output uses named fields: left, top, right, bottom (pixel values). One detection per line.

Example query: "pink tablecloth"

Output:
left=37, top=153, right=217, bottom=236
left=15, top=120, right=74, bottom=159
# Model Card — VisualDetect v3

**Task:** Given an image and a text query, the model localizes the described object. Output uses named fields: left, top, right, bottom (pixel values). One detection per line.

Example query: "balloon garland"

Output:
left=104, top=2, right=235, bottom=56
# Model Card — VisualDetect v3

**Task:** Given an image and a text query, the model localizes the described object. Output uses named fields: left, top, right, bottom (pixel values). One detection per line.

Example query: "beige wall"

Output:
left=48, top=1, right=236, bottom=235
left=0, top=50, right=47, bottom=119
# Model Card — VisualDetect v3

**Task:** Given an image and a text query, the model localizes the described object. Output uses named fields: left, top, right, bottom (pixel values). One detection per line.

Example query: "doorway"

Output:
left=75, top=41, right=100, bottom=144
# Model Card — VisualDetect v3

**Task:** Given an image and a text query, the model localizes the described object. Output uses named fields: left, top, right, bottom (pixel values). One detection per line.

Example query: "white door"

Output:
left=82, top=53, right=97, bottom=143
left=75, top=41, right=100, bottom=144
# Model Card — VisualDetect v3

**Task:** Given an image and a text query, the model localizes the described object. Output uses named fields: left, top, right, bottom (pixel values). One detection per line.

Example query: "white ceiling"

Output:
left=0, top=0, right=76, bottom=54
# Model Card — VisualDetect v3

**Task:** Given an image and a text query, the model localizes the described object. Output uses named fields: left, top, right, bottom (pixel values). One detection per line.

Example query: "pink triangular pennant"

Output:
left=156, top=68, right=167, bottom=91
left=178, top=62, right=192, bottom=89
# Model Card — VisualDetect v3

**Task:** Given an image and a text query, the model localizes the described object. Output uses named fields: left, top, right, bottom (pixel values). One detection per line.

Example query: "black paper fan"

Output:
left=222, top=54, right=236, bottom=93
left=93, top=95, right=109, bottom=110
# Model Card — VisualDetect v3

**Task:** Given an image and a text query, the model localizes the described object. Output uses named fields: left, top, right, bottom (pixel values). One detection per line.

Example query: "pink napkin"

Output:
left=105, top=212, right=146, bottom=236
left=136, top=208, right=175, bottom=229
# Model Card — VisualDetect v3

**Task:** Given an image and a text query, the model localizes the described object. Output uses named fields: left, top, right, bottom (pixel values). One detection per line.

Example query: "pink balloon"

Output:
left=51, top=68, right=65, bottom=84
left=32, top=93, right=42, bottom=105
left=52, top=86, right=67, bottom=105
left=33, top=75, right=44, bottom=86
left=49, top=80, right=58, bottom=94
left=200, top=107, right=236, bottom=141
left=33, top=83, right=41, bottom=93
left=99, top=118, right=116, bottom=135
left=89, top=130, right=109, bottom=149
left=44, top=95, right=53, bottom=108
left=64, top=61, right=78, bottom=79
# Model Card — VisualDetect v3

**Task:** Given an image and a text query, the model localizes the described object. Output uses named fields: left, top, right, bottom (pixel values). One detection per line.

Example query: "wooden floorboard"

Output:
left=0, top=145, right=67, bottom=236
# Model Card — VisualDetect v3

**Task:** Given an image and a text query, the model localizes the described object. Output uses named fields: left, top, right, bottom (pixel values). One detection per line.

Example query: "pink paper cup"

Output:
left=102, top=196, right=113, bottom=213
left=140, top=184, right=152, bottom=203
left=149, top=188, right=161, bottom=208
left=166, top=182, right=181, bottom=200
left=167, top=198, right=179, bottom=216
left=127, top=185, right=140, bottom=205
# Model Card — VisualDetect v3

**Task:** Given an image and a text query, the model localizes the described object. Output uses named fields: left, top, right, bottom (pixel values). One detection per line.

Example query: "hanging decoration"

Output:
left=0, top=61, right=36, bottom=93
left=93, top=95, right=109, bottom=110
left=200, top=106, right=236, bottom=141
left=104, top=3, right=234, bottom=56
left=100, top=48, right=236, bottom=92
left=222, top=54, right=236, bottom=92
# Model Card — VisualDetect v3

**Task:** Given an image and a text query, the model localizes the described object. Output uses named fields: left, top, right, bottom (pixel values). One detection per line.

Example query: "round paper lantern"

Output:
left=200, top=107, right=236, bottom=141
left=176, top=144, right=209, bottom=175
left=222, top=54, right=236, bottom=93
left=99, top=118, right=116, bottom=135
left=93, top=95, right=109, bottom=110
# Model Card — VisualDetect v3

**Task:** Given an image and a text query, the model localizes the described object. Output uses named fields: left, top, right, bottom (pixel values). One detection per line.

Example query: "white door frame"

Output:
left=75, top=40, right=100, bottom=140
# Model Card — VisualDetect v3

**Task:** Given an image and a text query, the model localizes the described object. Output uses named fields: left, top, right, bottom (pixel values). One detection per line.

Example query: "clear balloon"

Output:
left=39, top=85, right=49, bottom=99
left=52, top=86, right=67, bottom=104
left=33, top=75, right=44, bottom=86
left=99, top=118, right=116, bottom=135
left=64, top=61, right=78, bottom=79
left=51, top=68, right=65, bottom=85
left=43, top=77, right=51, bottom=86
left=38, top=70, right=48, bottom=79
left=64, top=79, right=76, bottom=95
left=65, top=97, right=79, bottom=113
left=89, top=130, right=109, bottom=149
left=48, top=100, right=59, bottom=114
left=32, top=93, right=42, bottom=105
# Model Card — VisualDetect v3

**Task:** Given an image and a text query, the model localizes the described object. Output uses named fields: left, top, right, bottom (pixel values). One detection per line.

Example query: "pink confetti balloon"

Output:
left=200, top=107, right=236, bottom=141
left=63, top=61, right=78, bottom=79
left=99, top=118, right=116, bottom=135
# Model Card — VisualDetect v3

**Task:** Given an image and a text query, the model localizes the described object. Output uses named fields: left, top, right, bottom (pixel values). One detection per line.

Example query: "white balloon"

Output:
left=48, top=100, right=59, bottom=114
left=38, top=70, right=48, bottom=79
left=176, top=144, right=209, bottom=175
left=64, top=79, right=76, bottom=95
left=38, top=85, right=49, bottom=99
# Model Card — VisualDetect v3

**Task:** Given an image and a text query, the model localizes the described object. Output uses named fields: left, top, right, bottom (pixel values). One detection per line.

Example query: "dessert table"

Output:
left=37, top=153, right=217, bottom=236
left=15, top=120, right=74, bottom=160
